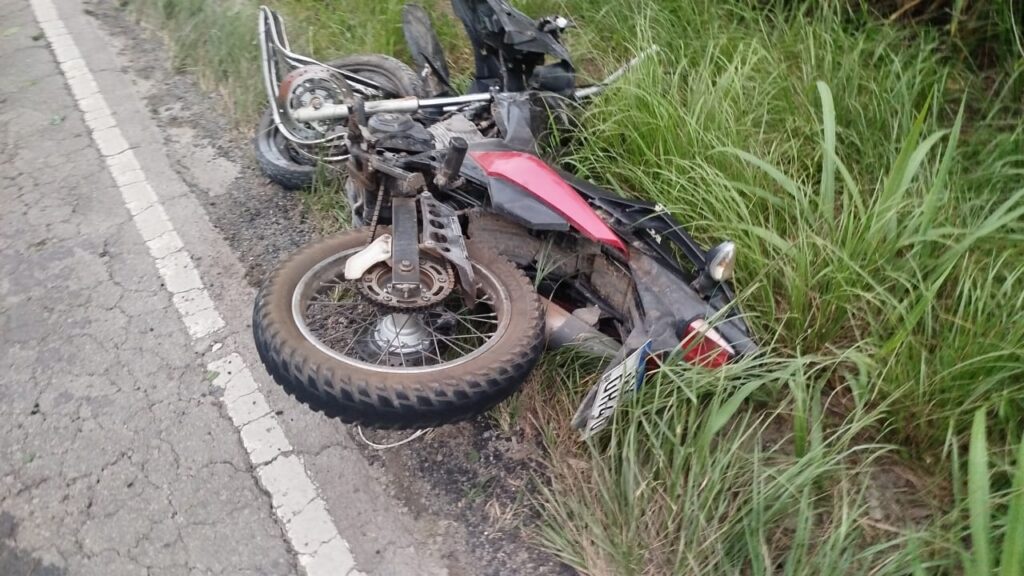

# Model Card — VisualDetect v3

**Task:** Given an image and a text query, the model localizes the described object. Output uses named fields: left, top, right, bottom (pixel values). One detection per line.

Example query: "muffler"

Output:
left=542, top=298, right=619, bottom=358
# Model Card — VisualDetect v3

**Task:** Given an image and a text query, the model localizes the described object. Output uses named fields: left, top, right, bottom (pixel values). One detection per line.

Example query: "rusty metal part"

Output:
left=433, top=137, right=468, bottom=189
left=420, top=194, right=475, bottom=305
left=466, top=210, right=590, bottom=277
left=390, top=196, right=422, bottom=292
left=356, top=258, right=455, bottom=312
left=590, top=255, right=635, bottom=322
left=369, top=156, right=426, bottom=195
left=278, top=65, right=351, bottom=139
left=542, top=298, right=619, bottom=358
left=363, top=187, right=383, bottom=242
left=466, top=210, right=635, bottom=328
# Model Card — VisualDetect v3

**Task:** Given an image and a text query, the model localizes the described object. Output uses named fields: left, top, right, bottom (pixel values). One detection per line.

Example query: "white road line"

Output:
left=28, top=1, right=362, bottom=574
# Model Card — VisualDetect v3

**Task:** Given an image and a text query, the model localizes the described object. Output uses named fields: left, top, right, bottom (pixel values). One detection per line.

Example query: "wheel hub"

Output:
left=374, top=313, right=429, bottom=348
left=358, top=312, right=447, bottom=367
left=357, top=258, right=454, bottom=311
left=294, top=239, right=509, bottom=373
left=278, top=65, right=349, bottom=139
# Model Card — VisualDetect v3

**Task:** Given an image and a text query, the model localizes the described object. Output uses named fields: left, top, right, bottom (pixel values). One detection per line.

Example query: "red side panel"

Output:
left=469, top=150, right=628, bottom=255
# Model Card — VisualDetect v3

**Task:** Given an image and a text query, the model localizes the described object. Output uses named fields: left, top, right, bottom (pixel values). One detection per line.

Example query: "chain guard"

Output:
left=419, top=194, right=476, bottom=306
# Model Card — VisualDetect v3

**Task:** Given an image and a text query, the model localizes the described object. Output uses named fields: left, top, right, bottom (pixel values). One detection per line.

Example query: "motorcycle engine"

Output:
left=366, top=113, right=434, bottom=153
left=427, top=114, right=487, bottom=148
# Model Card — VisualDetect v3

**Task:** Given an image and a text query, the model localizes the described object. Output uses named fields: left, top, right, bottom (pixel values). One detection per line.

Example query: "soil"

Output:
left=84, top=2, right=573, bottom=575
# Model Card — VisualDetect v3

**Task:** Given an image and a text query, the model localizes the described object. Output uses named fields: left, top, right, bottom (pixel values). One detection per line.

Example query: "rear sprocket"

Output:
left=355, top=258, right=455, bottom=312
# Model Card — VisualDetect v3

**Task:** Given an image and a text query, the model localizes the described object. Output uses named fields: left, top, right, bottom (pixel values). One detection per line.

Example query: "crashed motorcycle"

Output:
left=252, top=0, right=757, bottom=438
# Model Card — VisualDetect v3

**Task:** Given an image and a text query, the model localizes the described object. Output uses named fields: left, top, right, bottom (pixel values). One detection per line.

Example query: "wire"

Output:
left=355, top=426, right=432, bottom=449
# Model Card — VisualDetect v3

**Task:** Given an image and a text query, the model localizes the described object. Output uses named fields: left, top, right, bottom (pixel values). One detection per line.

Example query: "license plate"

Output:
left=579, top=340, right=652, bottom=440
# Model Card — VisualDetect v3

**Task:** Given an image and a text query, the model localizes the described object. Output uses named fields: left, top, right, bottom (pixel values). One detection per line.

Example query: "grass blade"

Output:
left=969, top=408, right=992, bottom=575
left=1000, top=434, right=1024, bottom=576
left=817, top=81, right=837, bottom=226
left=706, top=379, right=763, bottom=439
left=951, top=0, right=967, bottom=36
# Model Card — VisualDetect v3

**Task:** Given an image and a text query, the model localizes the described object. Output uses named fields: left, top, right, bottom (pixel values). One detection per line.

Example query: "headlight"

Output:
left=706, top=241, right=736, bottom=282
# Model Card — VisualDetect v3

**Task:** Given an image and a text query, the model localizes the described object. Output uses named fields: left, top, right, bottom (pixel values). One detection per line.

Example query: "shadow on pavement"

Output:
left=0, top=512, right=66, bottom=576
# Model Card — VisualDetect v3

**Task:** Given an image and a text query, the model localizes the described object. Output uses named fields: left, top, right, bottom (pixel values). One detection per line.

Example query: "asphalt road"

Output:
left=0, top=0, right=475, bottom=574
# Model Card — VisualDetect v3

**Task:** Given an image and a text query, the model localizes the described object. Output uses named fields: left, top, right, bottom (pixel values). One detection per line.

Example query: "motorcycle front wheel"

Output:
left=252, top=228, right=545, bottom=429
left=254, top=54, right=422, bottom=190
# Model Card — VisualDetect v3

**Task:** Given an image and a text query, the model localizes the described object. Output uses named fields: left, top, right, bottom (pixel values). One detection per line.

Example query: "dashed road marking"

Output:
left=210, top=355, right=360, bottom=575
left=29, top=0, right=361, bottom=574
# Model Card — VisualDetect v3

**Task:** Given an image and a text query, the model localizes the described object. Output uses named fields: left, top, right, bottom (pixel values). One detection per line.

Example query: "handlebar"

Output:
left=289, top=46, right=659, bottom=124
left=571, top=47, right=659, bottom=99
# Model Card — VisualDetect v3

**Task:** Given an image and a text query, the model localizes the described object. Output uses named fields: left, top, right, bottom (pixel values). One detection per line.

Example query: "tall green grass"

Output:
left=126, top=0, right=1024, bottom=572
left=955, top=409, right=1024, bottom=576
left=534, top=3, right=1023, bottom=571
left=538, top=356, right=922, bottom=574
left=129, top=0, right=470, bottom=119
left=130, top=0, right=260, bottom=116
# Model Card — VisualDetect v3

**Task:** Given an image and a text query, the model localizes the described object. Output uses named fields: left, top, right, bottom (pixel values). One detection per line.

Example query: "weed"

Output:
left=299, top=165, right=351, bottom=234
left=127, top=0, right=1024, bottom=572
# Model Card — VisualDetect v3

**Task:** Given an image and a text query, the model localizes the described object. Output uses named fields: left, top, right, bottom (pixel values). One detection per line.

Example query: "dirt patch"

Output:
left=85, top=2, right=571, bottom=574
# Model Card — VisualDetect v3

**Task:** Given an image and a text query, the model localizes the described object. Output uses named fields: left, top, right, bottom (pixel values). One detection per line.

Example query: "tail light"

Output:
left=680, top=318, right=735, bottom=369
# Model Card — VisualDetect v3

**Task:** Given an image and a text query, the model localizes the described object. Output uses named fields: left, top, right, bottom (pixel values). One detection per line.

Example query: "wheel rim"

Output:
left=268, top=67, right=407, bottom=166
left=291, top=247, right=512, bottom=373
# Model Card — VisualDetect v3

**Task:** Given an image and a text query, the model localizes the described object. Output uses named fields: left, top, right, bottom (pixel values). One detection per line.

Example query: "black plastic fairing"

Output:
left=555, top=168, right=708, bottom=269
left=630, top=252, right=757, bottom=357
left=457, top=140, right=569, bottom=231
left=401, top=5, right=453, bottom=97
left=451, top=0, right=575, bottom=93
left=487, top=178, right=569, bottom=231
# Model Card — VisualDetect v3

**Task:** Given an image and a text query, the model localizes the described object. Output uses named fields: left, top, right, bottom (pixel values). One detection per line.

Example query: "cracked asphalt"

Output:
left=0, top=0, right=578, bottom=573
left=0, top=1, right=299, bottom=574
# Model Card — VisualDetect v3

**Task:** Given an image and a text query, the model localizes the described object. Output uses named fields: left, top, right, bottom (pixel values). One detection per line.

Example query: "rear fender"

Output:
left=630, top=251, right=757, bottom=357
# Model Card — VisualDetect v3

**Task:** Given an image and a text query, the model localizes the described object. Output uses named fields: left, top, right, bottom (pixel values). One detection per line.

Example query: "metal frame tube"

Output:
left=258, top=6, right=394, bottom=146
left=286, top=46, right=660, bottom=125
left=259, top=4, right=658, bottom=146
left=290, top=93, right=495, bottom=124
left=572, top=46, right=658, bottom=99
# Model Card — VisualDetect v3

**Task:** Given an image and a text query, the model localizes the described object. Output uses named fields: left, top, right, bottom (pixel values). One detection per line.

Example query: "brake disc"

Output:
left=277, top=65, right=351, bottom=140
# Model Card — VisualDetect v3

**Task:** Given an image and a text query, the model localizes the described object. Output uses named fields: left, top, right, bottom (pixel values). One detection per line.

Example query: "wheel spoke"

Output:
left=315, top=310, right=380, bottom=344
left=423, top=325, right=476, bottom=355
left=419, top=344, right=445, bottom=364
left=300, top=262, right=506, bottom=369
left=457, top=315, right=498, bottom=325
left=431, top=332, right=444, bottom=364
left=453, top=314, right=495, bottom=339
left=433, top=334, right=476, bottom=356
left=458, top=312, right=498, bottom=320
left=337, top=325, right=378, bottom=356
left=309, top=299, right=360, bottom=307
left=431, top=332, right=493, bottom=340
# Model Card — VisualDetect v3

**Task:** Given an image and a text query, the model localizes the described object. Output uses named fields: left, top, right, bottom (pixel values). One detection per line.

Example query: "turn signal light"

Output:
left=706, top=241, right=736, bottom=282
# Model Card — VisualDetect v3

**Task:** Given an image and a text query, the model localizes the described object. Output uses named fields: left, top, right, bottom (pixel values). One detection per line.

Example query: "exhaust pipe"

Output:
left=542, top=298, right=619, bottom=358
